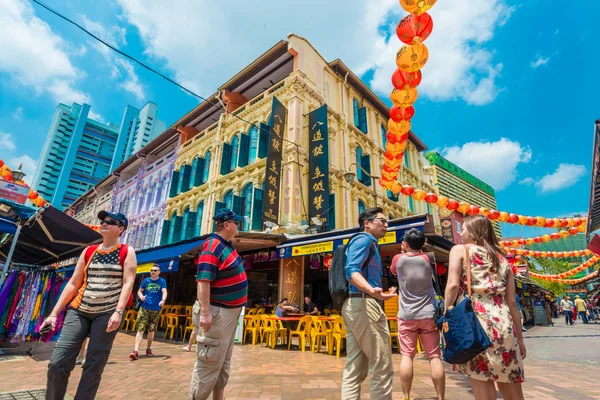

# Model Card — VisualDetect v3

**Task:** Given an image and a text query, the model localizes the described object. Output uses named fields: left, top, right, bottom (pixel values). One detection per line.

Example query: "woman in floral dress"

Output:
left=444, top=215, right=526, bottom=400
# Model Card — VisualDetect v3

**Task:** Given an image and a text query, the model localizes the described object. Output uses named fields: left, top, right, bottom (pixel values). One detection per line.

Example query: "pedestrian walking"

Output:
left=189, top=208, right=247, bottom=400
left=560, top=297, right=574, bottom=325
left=130, top=263, right=167, bottom=360
left=341, top=207, right=397, bottom=400
left=41, top=211, right=136, bottom=400
left=444, top=215, right=526, bottom=400
left=574, top=296, right=589, bottom=324
left=394, top=228, right=445, bottom=400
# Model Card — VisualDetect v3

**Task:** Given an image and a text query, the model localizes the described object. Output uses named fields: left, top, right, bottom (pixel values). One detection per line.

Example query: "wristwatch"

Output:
left=115, top=309, right=124, bottom=315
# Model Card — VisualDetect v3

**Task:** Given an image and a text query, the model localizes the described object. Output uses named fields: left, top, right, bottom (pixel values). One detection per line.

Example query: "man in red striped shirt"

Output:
left=189, top=208, right=247, bottom=400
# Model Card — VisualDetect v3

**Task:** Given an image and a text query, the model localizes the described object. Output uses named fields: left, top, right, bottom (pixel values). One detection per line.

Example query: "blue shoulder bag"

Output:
left=438, top=246, right=491, bottom=364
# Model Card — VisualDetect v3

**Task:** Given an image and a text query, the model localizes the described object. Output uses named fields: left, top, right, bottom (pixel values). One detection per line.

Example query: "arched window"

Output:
left=135, top=227, right=145, bottom=249
left=408, top=196, right=414, bottom=213
left=127, top=229, right=136, bottom=247
left=195, top=201, right=204, bottom=236
left=203, top=151, right=211, bottom=182
left=154, top=181, right=163, bottom=207
left=356, top=146, right=364, bottom=183
left=190, top=158, right=198, bottom=186
left=248, top=124, right=259, bottom=164
left=241, top=183, right=253, bottom=231
left=223, top=190, right=233, bottom=210
left=144, top=223, right=155, bottom=249
left=230, top=135, right=239, bottom=171
left=182, top=206, right=191, bottom=240
left=144, top=189, right=152, bottom=211
left=353, top=98, right=360, bottom=127
left=358, top=200, right=366, bottom=216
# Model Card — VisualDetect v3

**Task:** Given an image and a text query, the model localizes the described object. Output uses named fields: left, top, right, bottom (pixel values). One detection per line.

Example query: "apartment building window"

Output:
left=353, top=98, right=368, bottom=133
left=355, top=146, right=372, bottom=186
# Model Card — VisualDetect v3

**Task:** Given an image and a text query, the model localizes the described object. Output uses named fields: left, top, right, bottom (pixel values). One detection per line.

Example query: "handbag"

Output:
left=438, top=246, right=492, bottom=364
left=134, top=297, right=142, bottom=311
left=426, top=252, right=445, bottom=322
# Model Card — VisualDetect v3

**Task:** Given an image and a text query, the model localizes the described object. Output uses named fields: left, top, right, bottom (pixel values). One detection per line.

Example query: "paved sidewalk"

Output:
left=0, top=320, right=599, bottom=399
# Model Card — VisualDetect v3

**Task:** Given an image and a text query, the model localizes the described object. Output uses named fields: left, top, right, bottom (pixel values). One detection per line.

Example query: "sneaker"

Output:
left=522, top=327, right=527, bottom=332
left=129, top=351, right=139, bottom=360
left=146, top=348, right=154, bottom=357
left=75, top=355, right=84, bottom=365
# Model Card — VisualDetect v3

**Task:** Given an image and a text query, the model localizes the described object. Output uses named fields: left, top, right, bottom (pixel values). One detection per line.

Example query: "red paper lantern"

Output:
left=557, top=252, right=564, bottom=258
left=545, top=219, right=556, bottom=228
left=550, top=232, right=560, bottom=240
left=400, top=185, right=415, bottom=196
left=424, top=193, right=438, bottom=204
left=0, top=159, right=4, bottom=168
left=573, top=218, right=583, bottom=227
left=467, top=205, right=480, bottom=216
left=534, top=236, right=542, bottom=243
left=559, top=219, right=569, bottom=228
left=391, top=68, right=422, bottom=90
left=508, top=214, right=520, bottom=224
left=518, top=239, right=526, bottom=246
left=436, top=263, right=447, bottom=276
left=534, top=251, right=541, bottom=257
left=2, top=173, right=12, bottom=182
left=389, top=105, right=415, bottom=122
left=526, top=217, right=537, bottom=226
left=487, top=210, right=500, bottom=220
left=396, top=12, right=434, bottom=45
left=446, top=199, right=459, bottom=211
left=568, top=227, right=579, bottom=235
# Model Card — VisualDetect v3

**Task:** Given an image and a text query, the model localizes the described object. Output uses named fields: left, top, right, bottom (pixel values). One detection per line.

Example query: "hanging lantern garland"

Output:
left=0, top=158, right=47, bottom=208
left=85, top=224, right=101, bottom=232
left=380, top=1, right=437, bottom=192
left=530, top=267, right=600, bottom=285
left=528, top=255, right=600, bottom=281
left=505, top=248, right=593, bottom=259
left=499, top=225, right=586, bottom=248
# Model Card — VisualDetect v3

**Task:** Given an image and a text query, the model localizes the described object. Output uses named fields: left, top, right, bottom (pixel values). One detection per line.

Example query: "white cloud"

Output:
left=0, top=132, right=16, bottom=152
left=518, top=177, right=534, bottom=186
left=80, top=15, right=145, bottom=100
left=0, top=132, right=37, bottom=185
left=12, top=107, right=23, bottom=120
left=88, top=110, right=105, bottom=123
left=0, top=0, right=90, bottom=104
left=116, top=0, right=512, bottom=105
left=535, top=164, right=586, bottom=193
left=531, top=56, right=550, bottom=68
left=442, top=138, right=532, bottom=191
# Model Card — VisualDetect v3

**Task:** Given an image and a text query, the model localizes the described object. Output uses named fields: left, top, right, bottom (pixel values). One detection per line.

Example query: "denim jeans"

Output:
left=565, top=310, right=573, bottom=325
left=579, top=311, right=589, bottom=324
left=46, top=308, right=118, bottom=400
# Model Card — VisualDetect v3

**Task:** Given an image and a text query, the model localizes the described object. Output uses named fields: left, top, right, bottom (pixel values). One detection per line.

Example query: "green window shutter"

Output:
left=258, top=123, right=270, bottom=159
left=186, top=211, right=197, bottom=240
left=195, top=202, right=204, bottom=236
left=328, top=193, right=335, bottom=231
left=215, top=201, right=226, bottom=213
left=251, top=188, right=264, bottom=231
left=195, top=157, right=205, bottom=186
left=220, top=143, right=232, bottom=175
left=181, top=165, right=192, bottom=192
left=232, top=195, right=244, bottom=217
left=169, top=170, right=179, bottom=198
left=172, top=216, right=183, bottom=243
left=358, top=107, right=368, bottom=134
left=160, top=220, right=170, bottom=245
left=361, top=154, right=371, bottom=186
left=190, top=159, right=197, bottom=188
left=238, top=133, right=249, bottom=167
left=353, top=98, right=360, bottom=127
left=387, top=189, right=398, bottom=202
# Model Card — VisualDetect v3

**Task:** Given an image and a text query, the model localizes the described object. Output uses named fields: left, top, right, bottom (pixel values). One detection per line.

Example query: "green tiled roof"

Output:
left=525, top=234, right=588, bottom=252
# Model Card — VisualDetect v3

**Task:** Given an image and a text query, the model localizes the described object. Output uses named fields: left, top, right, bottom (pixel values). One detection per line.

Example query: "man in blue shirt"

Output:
left=341, top=207, right=397, bottom=400
left=130, top=264, right=167, bottom=360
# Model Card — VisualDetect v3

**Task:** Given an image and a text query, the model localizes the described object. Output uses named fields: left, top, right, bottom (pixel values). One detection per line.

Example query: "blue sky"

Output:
left=0, top=0, right=597, bottom=237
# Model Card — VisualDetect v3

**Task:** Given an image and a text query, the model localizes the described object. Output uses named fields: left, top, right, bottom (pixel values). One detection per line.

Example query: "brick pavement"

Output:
left=1, top=325, right=600, bottom=400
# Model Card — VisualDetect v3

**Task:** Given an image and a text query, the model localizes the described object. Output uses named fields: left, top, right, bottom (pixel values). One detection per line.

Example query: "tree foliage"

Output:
left=526, top=258, right=579, bottom=297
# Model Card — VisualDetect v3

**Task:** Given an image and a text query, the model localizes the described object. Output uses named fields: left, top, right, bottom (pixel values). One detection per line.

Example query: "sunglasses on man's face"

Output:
left=100, top=219, right=121, bottom=227
left=150, top=270, right=160, bottom=273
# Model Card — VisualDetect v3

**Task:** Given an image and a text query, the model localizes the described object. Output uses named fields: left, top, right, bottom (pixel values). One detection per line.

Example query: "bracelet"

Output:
left=114, top=309, right=124, bottom=315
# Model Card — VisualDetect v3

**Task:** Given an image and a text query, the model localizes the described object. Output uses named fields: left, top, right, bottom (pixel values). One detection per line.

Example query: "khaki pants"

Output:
left=189, top=304, right=241, bottom=400
left=341, top=297, right=393, bottom=400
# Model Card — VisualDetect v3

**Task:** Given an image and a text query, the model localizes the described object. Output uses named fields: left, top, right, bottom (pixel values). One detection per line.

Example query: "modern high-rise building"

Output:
left=32, top=102, right=166, bottom=210
left=32, top=103, right=120, bottom=210
left=110, top=102, right=166, bottom=171
left=424, top=151, right=501, bottom=237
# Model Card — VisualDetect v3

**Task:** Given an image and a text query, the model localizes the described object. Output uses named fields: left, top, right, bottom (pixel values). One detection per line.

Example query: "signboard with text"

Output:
left=262, top=97, right=287, bottom=224
left=307, top=105, right=330, bottom=229
left=0, top=179, right=29, bottom=204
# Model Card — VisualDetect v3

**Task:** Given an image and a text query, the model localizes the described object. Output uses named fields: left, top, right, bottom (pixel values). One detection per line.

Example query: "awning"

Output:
left=137, top=259, right=180, bottom=274
left=136, top=236, right=209, bottom=265
left=0, top=199, right=38, bottom=220
left=0, top=217, right=17, bottom=234
left=0, top=205, right=102, bottom=265
left=277, top=215, right=428, bottom=258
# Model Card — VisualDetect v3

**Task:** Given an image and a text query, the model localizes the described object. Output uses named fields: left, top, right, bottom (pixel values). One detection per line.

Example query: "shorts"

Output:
left=136, top=307, right=161, bottom=332
left=397, top=318, right=441, bottom=359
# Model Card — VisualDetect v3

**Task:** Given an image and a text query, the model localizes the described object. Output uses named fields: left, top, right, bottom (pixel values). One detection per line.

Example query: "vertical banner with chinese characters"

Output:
left=307, top=105, right=330, bottom=229
left=263, top=97, right=287, bottom=224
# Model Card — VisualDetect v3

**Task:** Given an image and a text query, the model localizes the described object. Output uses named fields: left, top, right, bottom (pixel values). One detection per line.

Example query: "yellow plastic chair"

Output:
left=185, top=305, right=192, bottom=316
left=323, top=309, right=331, bottom=316
left=246, top=308, right=257, bottom=316
left=389, top=319, right=400, bottom=351
left=164, top=316, right=181, bottom=340
left=170, top=305, right=183, bottom=315
left=243, top=315, right=261, bottom=345
left=264, top=318, right=287, bottom=349
left=122, top=310, right=138, bottom=331
left=182, top=316, right=195, bottom=343
left=330, top=309, right=339, bottom=315
left=312, top=319, right=333, bottom=354
left=331, top=316, right=347, bottom=358
left=288, top=315, right=313, bottom=351
left=158, top=306, right=170, bottom=328
left=256, top=308, right=266, bottom=315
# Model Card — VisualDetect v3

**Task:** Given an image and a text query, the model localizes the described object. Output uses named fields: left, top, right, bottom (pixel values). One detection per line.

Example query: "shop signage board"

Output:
left=279, top=226, right=416, bottom=258
left=136, top=259, right=180, bottom=274
left=0, top=179, right=29, bottom=205
left=532, top=300, right=549, bottom=326
left=262, top=97, right=287, bottom=224
left=307, top=105, right=330, bottom=229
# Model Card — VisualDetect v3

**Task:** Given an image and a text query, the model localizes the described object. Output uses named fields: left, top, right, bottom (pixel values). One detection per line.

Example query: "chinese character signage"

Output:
left=263, top=97, right=287, bottom=224
left=0, top=179, right=29, bottom=204
left=307, top=105, right=330, bottom=228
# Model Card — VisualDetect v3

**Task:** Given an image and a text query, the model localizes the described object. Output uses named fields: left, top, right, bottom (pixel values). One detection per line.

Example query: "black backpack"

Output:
left=329, top=233, right=376, bottom=306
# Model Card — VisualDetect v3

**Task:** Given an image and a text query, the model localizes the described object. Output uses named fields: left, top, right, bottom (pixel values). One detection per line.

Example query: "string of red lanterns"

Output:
left=505, top=248, right=593, bottom=259
left=530, top=265, right=600, bottom=285
left=528, top=255, right=600, bottom=281
left=499, top=225, right=586, bottom=248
